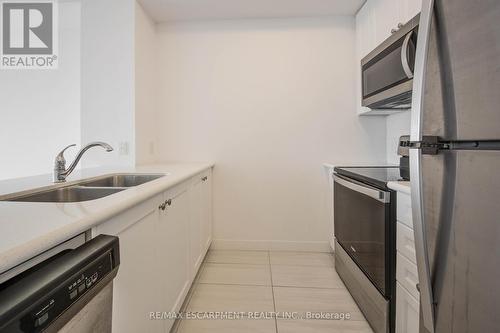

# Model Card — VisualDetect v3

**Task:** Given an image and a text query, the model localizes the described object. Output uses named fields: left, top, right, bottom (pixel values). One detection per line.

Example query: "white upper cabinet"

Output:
left=372, top=0, right=401, bottom=46
left=356, top=1, right=375, bottom=60
left=373, top=0, right=422, bottom=46
left=355, top=1, right=375, bottom=115
left=399, top=0, right=422, bottom=23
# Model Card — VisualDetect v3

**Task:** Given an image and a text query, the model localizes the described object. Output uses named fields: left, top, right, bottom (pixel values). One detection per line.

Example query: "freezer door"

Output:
left=420, top=0, right=500, bottom=141
left=419, top=150, right=500, bottom=333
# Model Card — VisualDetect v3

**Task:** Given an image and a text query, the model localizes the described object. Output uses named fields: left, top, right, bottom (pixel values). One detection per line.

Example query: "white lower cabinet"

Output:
left=200, top=171, right=212, bottom=256
left=188, top=171, right=212, bottom=277
left=96, top=195, right=164, bottom=333
left=393, top=186, right=420, bottom=333
left=396, top=282, right=420, bottom=333
left=396, top=222, right=416, bottom=264
left=94, top=168, right=213, bottom=333
left=189, top=177, right=203, bottom=276
left=159, top=184, right=191, bottom=332
left=396, top=252, right=420, bottom=300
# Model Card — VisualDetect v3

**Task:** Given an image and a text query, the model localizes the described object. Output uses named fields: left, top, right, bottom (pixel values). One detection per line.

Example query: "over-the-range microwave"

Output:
left=361, top=14, right=420, bottom=110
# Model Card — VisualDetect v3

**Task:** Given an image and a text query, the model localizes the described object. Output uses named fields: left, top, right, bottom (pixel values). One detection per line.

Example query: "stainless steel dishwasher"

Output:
left=0, top=234, right=120, bottom=333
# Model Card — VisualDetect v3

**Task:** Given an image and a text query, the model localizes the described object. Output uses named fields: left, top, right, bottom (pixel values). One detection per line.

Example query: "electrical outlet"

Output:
left=119, top=142, right=129, bottom=156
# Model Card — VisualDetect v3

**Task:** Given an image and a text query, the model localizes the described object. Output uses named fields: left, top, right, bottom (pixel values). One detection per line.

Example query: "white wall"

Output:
left=135, top=2, right=160, bottom=165
left=80, top=0, right=136, bottom=168
left=155, top=17, right=387, bottom=251
left=0, top=2, right=81, bottom=180
left=386, top=111, right=411, bottom=164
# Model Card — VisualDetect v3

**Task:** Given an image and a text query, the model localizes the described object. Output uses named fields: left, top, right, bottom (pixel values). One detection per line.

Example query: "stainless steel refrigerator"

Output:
left=409, top=0, right=500, bottom=332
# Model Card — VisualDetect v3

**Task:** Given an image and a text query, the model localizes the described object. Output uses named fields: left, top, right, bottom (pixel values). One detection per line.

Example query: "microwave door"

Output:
left=361, top=16, right=418, bottom=109
left=363, top=43, right=409, bottom=97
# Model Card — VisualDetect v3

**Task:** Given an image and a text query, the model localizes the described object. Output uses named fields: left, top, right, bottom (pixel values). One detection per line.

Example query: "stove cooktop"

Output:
left=334, top=166, right=407, bottom=189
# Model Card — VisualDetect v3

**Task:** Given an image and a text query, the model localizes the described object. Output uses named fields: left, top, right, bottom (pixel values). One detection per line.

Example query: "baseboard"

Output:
left=329, top=237, right=336, bottom=252
left=211, top=239, right=332, bottom=252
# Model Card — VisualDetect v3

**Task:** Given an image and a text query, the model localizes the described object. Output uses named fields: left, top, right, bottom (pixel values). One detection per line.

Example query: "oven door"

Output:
left=334, top=175, right=391, bottom=296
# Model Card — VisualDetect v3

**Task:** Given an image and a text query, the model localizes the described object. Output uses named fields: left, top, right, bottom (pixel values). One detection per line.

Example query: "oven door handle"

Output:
left=334, top=175, right=390, bottom=203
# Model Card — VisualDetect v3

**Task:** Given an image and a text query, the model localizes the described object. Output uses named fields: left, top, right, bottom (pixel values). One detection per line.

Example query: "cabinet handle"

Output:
left=166, top=199, right=172, bottom=206
left=391, top=22, right=404, bottom=34
left=159, top=202, right=166, bottom=211
left=202, top=176, right=208, bottom=181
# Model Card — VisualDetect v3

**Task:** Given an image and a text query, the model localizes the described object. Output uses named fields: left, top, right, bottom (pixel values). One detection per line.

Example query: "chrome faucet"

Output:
left=54, top=142, right=114, bottom=183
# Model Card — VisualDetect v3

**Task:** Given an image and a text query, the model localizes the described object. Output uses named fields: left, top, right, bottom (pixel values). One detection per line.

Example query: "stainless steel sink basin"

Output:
left=1, top=173, right=166, bottom=203
left=8, top=187, right=125, bottom=203
left=80, top=174, right=165, bottom=188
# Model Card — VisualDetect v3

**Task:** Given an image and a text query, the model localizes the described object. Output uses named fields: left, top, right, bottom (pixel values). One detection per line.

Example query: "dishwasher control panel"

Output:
left=28, top=252, right=113, bottom=332
left=36, top=253, right=113, bottom=329
left=0, top=235, right=120, bottom=333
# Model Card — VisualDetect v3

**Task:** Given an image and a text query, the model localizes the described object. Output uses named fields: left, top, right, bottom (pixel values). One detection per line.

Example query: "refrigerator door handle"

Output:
left=409, top=0, right=436, bottom=331
left=410, top=149, right=435, bottom=332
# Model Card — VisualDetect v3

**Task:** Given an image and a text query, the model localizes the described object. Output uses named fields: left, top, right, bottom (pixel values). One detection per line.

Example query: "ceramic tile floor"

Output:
left=172, top=250, right=374, bottom=333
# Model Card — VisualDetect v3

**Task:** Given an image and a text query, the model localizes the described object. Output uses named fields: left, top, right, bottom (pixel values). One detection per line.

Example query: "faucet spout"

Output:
left=54, top=142, right=114, bottom=183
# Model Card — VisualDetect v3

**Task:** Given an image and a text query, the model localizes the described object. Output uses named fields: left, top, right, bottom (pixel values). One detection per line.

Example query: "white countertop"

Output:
left=388, top=180, right=411, bottom=194
left=0, top=161, right=214, bottom=275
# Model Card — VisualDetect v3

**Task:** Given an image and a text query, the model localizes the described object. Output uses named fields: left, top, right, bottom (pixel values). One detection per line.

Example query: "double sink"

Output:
left=3, top=174, right=166, bottom=203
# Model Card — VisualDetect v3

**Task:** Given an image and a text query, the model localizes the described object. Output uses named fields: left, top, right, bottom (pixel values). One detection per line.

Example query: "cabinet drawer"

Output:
left=397, top=222, right=416, bottom=264
left=396, top=282, right=420, bottom=333
left=396, top=252, right=419, bottom=299
left=397, top=191, right=413, bottom=228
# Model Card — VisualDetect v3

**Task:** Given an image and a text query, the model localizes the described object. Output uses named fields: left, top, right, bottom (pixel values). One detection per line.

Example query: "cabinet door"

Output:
left=97, top=198, right=163, bottom=333
left=158, top=187, right=190, bottom=332
left=356, top=0, right=376, bottom=59
left=189, top=176, right=204, bottom=276
left=200, top=171, right=212, bottom=252
left=396, top=282, right=420, bottom=333
left=399, top=0, right=422, bottom=24
left=355, top=0, right=375, bottom=115
left=372, top=0, right=401, bottom=45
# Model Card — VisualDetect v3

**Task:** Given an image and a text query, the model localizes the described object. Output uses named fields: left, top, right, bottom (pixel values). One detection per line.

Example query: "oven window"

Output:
left=362, top=35, right=414, bottom=99
left=334, top=179, right=390, bottom=295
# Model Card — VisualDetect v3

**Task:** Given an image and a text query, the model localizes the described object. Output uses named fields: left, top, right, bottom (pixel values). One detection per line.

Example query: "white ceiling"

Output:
left=138, top=0, right=366, bottom=23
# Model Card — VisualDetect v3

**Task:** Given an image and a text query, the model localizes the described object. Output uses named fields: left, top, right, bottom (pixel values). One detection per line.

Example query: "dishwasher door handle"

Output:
left=334, top=175, right=390, bottom=203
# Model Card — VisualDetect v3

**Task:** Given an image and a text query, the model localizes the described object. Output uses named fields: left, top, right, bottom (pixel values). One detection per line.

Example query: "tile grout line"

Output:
left=196, top=281, right=346, bottom=290
left=268, top=251, right=279, bottom=333
left=203, top=262, right=270, bottom=266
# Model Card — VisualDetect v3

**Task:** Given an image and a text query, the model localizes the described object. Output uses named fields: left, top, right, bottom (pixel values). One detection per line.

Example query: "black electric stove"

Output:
left=334, top=166, right=408, bottom=189
left=333, top=165, right=407, bottom=333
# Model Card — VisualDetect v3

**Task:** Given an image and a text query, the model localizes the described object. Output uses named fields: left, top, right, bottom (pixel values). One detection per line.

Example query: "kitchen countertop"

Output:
left=387, top=181, right=411, bottom=194
left=0, top=161, right=214, bottom=275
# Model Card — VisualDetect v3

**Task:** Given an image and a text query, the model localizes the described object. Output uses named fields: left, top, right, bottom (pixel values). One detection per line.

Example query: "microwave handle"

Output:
left=401, top=31, right=414, bottom=79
